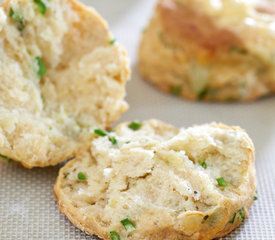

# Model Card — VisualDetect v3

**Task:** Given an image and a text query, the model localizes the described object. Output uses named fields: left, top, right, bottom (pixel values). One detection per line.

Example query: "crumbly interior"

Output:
left=139, top=0, right=275, bottom=101
left=0, top=0, right=129, bottom=167
left=58, top=120, right=255, bottom=239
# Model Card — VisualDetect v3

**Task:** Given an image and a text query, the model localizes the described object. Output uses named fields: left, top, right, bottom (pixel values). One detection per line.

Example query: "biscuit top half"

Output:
left=0, top=0, right=130, bottom=168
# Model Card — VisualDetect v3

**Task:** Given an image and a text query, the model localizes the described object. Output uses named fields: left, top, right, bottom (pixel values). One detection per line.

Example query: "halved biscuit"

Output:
left=54, top=119, right=256, bottom=240
left=139, top=0, right=275, bottom=101
left=0, top=0, right=130, bottom=168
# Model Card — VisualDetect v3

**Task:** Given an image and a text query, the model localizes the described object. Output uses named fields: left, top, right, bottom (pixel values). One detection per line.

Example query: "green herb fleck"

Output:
left=209, top=89, right=217, bottom=98
left=158, top=31, right=164, bottom=40
left=240, top=81, right=246, bottom=89
left=108, top=39, right=116, bottom=45
left=35, top=56, right=47, bottom=78
left=34, top=0, right=47, bottom=15
left=238, top=208, right=245, bottom=222
left=94, top=129, right=107, bottom=137
left=229, top=46, right=247, bottom=54
left=121, top=218, right=135, bottom=232
left=41, top=95, right=45, bottom=104
left=109, top=136, right=117, bottom=145
left=171, top=86, right=181, bottom=95
left=201, top=162, right=207, bottom=169
left=198, top=88, right=208, bottom=100
left=63, top=172, right=69, bottom=179
left=125, top=141, right=131, bottom=144
left=216, top=177, right=227, bottom=188
left=202, top=215, right=209, bottom=223
left=198, top=159, right=207, bottom=169
left=254, top=191, right=258, bottom=201
left=0, top=154, right=13, bottom=164
left=76, top=121, right=87, bottom=128
left=128, top=122, right=142, bottom=131
left=226, top=96, right=237, bottom=102
left=109, top=231, right=120, bottom=240
left=77, top=172, right=86, bottom=181
left=10, top=8, right=25, bottom=31
left=229, top=213, right=236, bottom=223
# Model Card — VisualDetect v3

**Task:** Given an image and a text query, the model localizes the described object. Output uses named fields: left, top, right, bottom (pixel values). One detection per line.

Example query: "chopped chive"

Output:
left=198, top=159, right=207, bottom=169
left=209, top=89, right=217, bottom=97
left=226, top=96, right=237, bottom=102
left=128, top=122, right=142, bottom=131
left=109, top=136, right=117, bottom=145
left=94, top=129, right=107, bottom=137
left=229, top=213, right=236, bottom=223
left=0, top=154, right=13, bottom=164
left=109, top=231, right=120, bottom=240
left=238, top=208, right=245, bottom=222
left=158, top=31, right=164, bottom=40
left=253, top=190, right=258, bottom=201
left=121, top=218, right=135, bottom=232
left=10, top=8, right=25, bottom=31
left=198, top=88, right=208, bottom=100
left=202, top=215, right=209, bottom=223
left=35, top=56, right=47, bottom=78
left=171, top=86, right=181, bottom=95
left=63, top=172, right=69, bottom=179
left=76, top=121, right=86, bottom=128
left=77, top=172, right=86, bottom=181
left=201, top=162, right=207, bottom=169
left=240, top=81, right=247, bottom=89
left=229, top=46, right=247, bottom=54
left=41, top=95, right=45, bottom=104
left=108, top=39, right=116, bottom=45
left=125, top=141, right=131, bottom=144
left=216, top=177, right=227, bottom=188
left=34, top=0, right=47, bottom=14
left=10, top=9, right=21, bottom=21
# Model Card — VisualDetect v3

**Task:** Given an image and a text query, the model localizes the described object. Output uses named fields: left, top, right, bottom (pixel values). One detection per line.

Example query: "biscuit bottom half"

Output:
left=54, top=119, right=256, bottom=240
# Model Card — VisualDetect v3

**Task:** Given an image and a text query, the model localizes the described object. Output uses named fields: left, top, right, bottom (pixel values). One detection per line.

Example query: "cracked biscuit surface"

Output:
left=0, top=0, right=130, bottom=168
left=54, top=119, right=256, bottom=240
left=139, top=0, right=275, bottom=101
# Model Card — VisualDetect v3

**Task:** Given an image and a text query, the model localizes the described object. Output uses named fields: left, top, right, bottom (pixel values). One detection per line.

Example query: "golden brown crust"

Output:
left=54, top=120, right=256, bottom=240
left=158, top=0, right=243, bottom=51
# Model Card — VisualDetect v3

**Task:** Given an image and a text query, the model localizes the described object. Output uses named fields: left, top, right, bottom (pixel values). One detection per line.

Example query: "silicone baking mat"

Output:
left=1, top=0, right=275, bottom=239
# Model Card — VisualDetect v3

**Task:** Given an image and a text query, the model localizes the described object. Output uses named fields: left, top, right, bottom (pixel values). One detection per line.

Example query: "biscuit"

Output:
left=54, top=119, right=256, bottom=240
left=0, top=0, right=130, bottom=168
left=139, top=0, right=275, bottom=101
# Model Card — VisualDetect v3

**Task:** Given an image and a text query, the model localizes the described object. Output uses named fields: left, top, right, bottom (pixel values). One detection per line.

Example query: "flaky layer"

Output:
left=0, top=0, right=130, bottom=168
left=54, top=119, right=256, bottom=240
left=139, top=0, right=275, bottom=101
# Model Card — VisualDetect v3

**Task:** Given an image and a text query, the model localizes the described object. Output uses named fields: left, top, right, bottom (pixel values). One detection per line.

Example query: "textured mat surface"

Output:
left=1, top=0, right=275, bottom=239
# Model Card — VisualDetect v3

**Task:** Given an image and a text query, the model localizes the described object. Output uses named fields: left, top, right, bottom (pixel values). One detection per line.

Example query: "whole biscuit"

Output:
left=139, top=0, right=275, bottom=101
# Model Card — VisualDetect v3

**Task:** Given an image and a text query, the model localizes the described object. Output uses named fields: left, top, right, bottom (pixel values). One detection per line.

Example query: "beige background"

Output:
left=1, top=0, right=275, bottom=239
